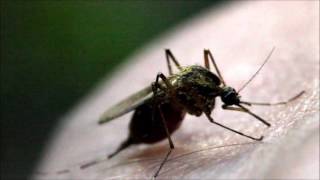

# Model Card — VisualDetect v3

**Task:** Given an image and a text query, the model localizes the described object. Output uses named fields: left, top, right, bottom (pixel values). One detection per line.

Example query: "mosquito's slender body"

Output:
left=99, top=48, right=304, bottom=179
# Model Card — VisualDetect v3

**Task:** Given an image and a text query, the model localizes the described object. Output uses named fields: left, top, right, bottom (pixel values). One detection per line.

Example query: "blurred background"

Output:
left=1, top=1, right=223, bottom=179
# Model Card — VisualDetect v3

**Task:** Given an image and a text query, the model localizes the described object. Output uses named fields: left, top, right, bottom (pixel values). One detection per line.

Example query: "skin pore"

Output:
left=34, top=1, right=319, bottom=179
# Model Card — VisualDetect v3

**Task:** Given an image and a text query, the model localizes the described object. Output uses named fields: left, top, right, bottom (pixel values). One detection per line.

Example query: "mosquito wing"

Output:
left=99, top=85, right=153, bottom=124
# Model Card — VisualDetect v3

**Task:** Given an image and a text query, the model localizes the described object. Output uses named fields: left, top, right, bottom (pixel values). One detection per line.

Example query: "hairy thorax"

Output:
left=169, top=65, right=222, bottom=116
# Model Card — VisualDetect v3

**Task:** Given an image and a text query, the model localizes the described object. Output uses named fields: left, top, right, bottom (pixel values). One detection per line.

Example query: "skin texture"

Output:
left=34, top=1, right=319, bottom=180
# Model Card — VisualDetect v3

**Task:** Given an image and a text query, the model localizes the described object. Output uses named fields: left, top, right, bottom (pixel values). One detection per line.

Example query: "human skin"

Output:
left=34, top=1, right=319, bottom=180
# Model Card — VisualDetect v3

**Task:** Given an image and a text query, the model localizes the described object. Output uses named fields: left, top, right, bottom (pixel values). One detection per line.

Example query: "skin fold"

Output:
left=34, top=1, right=319, bottom=179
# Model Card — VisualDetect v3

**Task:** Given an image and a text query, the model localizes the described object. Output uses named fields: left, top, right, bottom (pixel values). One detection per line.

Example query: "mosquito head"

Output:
left=220, top=86, right=241, bottom=105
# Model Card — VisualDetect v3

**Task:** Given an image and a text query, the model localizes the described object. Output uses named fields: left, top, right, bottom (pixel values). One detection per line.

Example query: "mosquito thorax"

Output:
left=172, top=65, right=222, bottom=116
left=220, top=86, right=240, bottom=105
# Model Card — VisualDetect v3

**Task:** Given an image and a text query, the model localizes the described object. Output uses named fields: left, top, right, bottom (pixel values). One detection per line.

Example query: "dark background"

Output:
left=1, top=1, right=221, bottom=179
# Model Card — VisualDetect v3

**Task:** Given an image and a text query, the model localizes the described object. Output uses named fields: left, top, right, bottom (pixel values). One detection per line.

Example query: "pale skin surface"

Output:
left=34, top=1, right=319, bottom=180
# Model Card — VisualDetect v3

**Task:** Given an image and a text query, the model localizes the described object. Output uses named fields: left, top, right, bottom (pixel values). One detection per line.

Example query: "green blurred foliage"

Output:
left=1, top=1, right=219, bottom=179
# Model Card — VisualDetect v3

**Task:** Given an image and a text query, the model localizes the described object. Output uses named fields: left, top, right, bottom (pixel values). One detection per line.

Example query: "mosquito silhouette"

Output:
left=99, top=47, right=304, bottom=178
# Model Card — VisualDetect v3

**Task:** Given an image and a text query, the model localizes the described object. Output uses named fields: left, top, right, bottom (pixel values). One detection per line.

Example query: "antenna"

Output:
left=237, top=47, right=275, bottom=93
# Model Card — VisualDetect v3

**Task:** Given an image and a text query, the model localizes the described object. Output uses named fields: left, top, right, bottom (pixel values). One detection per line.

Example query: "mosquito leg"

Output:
left=153, top=105, right=175, bottom=178
left=152, top=72, right=174, bottom=93
left=240, top=90, right=305, bottom=106
left=151, top=77, right=174, bottom=147
left=204, top=49, right=226, bottom=86
left=205, top=113, right=263, bottom=141
left=151, top=73, right=174, bottom=144
left=222, top=104, right=271, bottom=127
left=153, top=147, right=173, bottom=179
left=151, top=73, right=175, bottom=178
left=151, top=72, right=174, bottom=123
left=165, top=49, right=182, bottom=75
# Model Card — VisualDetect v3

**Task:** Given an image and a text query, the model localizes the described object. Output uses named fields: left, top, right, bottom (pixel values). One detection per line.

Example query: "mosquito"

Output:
left=99, top=48, right=304, bottom=179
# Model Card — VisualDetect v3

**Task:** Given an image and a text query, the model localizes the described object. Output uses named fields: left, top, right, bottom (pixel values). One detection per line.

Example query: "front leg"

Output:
left=205, top=112, right=263, bottom=141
